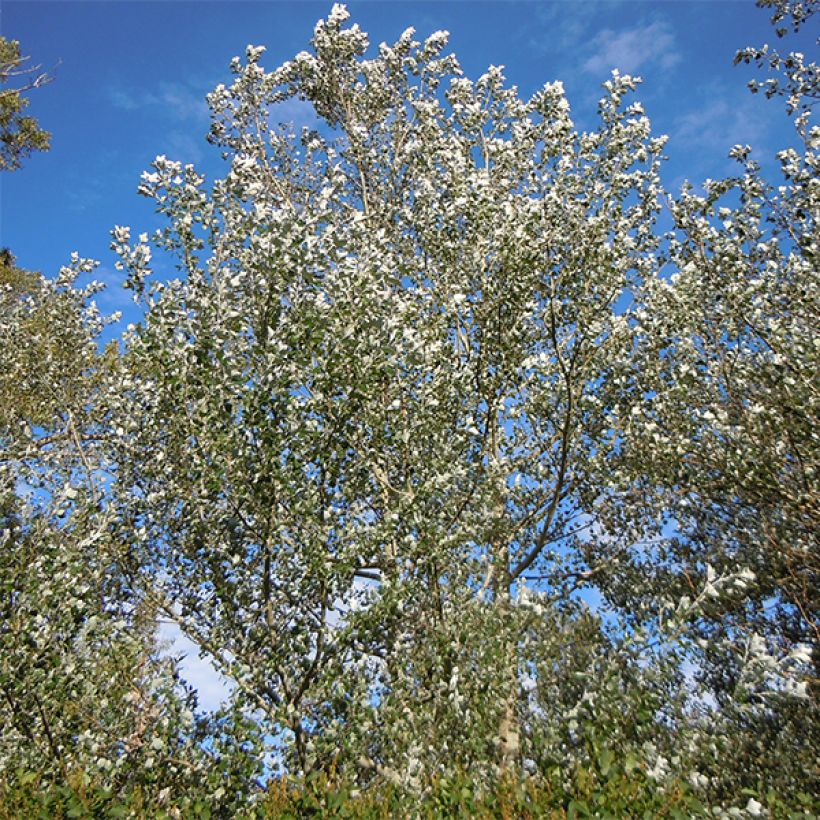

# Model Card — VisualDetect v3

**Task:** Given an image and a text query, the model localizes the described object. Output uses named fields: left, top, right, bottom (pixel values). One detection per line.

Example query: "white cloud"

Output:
left=583, top=21, right=680, bottom=76
left=673, top=90, right=769, bottom=156
left=528, top=1, right=617, bottom=54
left=269, top=98, right=317, bottom=132
left=158, top=621, right=234, bottom=712
left=163, top=129, right=207, bottom=165
left=108, top=81, right=209, bottom=123
left=110, top=81, right=316, bottom=134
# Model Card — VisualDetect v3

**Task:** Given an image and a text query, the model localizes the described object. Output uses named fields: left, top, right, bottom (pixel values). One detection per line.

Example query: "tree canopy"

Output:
left=0, top=37, right=50, bottom=172
left=1, top=4, right=817, bottom=816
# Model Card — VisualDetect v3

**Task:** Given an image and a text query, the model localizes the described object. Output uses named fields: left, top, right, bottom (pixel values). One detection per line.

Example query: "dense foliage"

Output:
left=0, top=37, right=50, bottom=171
left=1, top=3, right=817, bottom=816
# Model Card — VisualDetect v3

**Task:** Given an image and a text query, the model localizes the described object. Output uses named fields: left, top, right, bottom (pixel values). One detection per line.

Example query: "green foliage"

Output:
left=4, top=764, right=816, bottom=819
left=0, top=251, right=107, bottom=430
left=0, top=3, right=817, bottom=816
left=0, top=37, right=50, bottom=171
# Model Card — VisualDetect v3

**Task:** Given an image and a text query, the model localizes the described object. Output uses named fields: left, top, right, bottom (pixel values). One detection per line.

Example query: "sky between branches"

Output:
left=3, top=0, right=816, bottom=709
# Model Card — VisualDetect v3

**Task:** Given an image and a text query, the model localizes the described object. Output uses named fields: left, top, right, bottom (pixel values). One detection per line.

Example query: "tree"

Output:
left=0, top=37, right=50, bottom=172
left=2, top=2, right=817, bottom=814
left=615, top=3, right=819, bottom=801
left=0, top=47, right=254, bottom=819
left=0, top=254, right=235, bottom=814
left=106, top=4, right=816, bottom=805
left=110, top=5, right=672, bottom=785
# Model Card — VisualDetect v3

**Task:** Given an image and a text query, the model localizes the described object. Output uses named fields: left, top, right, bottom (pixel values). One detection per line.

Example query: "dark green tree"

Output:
left=0, top=37, right=50, bottom=172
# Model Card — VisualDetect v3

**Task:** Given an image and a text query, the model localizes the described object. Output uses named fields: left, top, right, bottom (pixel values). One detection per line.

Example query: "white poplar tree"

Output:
left=108, top=4, right=711, bottom=788
left=3, top=3, right=815, bottom=812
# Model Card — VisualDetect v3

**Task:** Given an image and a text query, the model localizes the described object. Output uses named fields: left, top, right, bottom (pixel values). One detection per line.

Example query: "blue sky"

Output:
left=2, top=0, right=814, bottom=708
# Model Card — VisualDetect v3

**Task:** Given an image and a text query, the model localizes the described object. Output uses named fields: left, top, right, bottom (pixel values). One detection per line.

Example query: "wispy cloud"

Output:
left=64, top=147, right=133, bottom=212
left=108, top=80, right=210, bottom=123
left=529, top=1, right=614, bottom=53
left=674, top=90, right=769, bottom=155
left=110, top=81, right=316, bottom=148
left=582, top=21, right=680, bottom=76
left=163, top=129, right=208, bottom=165
left=269, top=98, right=317, bottom=132
left=159, top=621, right=234, bottom=712
left=664, top=84, right=774, bottom=188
